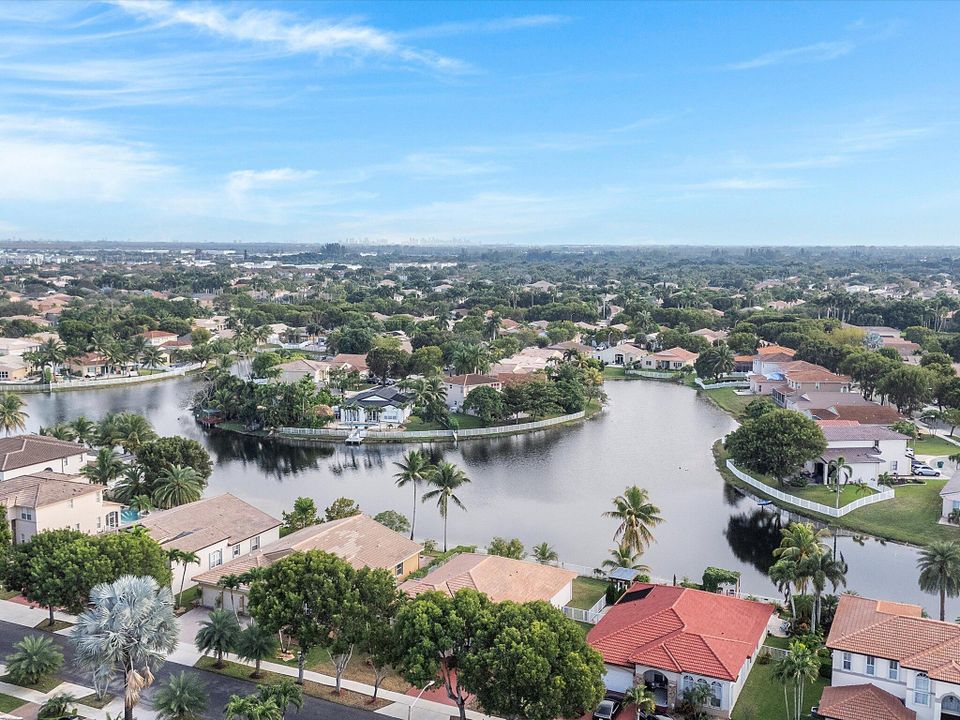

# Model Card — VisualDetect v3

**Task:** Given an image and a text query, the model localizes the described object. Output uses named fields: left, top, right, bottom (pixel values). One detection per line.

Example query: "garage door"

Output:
left=603, top=665, right=635, bottom=694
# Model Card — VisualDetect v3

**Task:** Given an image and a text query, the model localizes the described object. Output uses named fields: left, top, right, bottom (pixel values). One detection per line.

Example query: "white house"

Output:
left=338, top=386, right=412, bottom=427
left=807, top=422, right=911, bottom=487
left=136, top=493, right=281, bottom=593
left=139, top=330, right=179, bottom=347
left=826, top=594, right=960, bottom=720
left=0, top=435, right=92, bottom=481
left=592, top=342, right=648, bottom=367
left=588, top=583, right=773, bottom=717
left=0, top=472, right=123, bottom=544
left=941, top=470, right=960, bottom=524
left=443, top=374, right=501, bottom=412
left=637, top=347, right=698, bottom=371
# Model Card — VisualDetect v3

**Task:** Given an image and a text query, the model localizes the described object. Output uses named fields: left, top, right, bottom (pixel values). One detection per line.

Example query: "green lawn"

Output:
left=701, top=387, right=753, bottom=419
left=569, top=577, right=607, bottom=610
left=763, top=635, right=791, bottom=650
left=0, top=694, right=24, bottom=714
left=175, top=586, right=201, bottom=608
left=732, top=660, right=827, bottom=720
left=912, top=434, right=960, bottom=457
left=0, top=673, right=62, bottom=693
left=602, top=366, right=626, bottom=379
left=404, top=412, right=486, bottom=431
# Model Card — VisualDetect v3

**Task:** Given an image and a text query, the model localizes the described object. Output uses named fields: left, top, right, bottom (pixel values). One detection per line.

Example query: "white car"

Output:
left=913, top=466, right=941, bottom=477
left=905, top=447, right=915, bottom=458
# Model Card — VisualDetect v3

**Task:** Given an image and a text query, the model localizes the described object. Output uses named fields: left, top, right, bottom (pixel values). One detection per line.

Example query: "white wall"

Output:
left=0, top=452, right=90, bottom=480
left=549, top=580, right=573, bottom=608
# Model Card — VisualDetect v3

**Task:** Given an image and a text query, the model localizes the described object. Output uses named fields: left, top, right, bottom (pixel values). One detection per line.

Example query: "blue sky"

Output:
left=0, top=1, right=957, bottom=246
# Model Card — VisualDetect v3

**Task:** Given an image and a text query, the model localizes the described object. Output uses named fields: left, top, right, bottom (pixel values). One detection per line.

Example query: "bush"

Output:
left=5, top=635, right=64, bottom=686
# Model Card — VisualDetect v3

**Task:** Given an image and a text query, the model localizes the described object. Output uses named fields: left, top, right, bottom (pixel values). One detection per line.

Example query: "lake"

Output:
left=19, top=376, right=956, bottom=616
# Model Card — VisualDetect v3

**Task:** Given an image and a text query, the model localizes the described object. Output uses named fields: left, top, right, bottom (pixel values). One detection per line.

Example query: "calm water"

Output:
left=20, top=377, right=957, bottom=616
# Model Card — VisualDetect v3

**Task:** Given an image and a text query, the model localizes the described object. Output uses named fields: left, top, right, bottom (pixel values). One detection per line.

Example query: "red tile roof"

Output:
left=817, top=684, right=915, bottom=720
left=587, top=583, right=773, bottom=681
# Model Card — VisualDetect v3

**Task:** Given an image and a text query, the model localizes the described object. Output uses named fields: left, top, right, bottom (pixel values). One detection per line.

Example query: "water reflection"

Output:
left=724, top=508, right=783, bottom=575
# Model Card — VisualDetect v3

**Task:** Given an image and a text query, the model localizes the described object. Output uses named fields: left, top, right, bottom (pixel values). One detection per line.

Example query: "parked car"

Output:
left=905, top=447, right=915, bottom=458
left=594, top=697, right=623, bottom=720
left=913, top=466, right=941, bottom=477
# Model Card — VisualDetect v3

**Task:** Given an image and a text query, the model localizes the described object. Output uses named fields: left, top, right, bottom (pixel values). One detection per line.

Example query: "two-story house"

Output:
left=443, top=374, right=502, bottom=412
left=338, top=386, right=412, bottom=427
left=0, top=435, right=92, bottom=481
left=826, top=594, right=960, bottom=720
left=806, top=422, right=911, bottom=487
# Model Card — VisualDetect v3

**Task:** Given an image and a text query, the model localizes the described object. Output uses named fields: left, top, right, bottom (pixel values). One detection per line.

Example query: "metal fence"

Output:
left=695, top=378, right=750, bottom=389
left=725, top=459, right=895, bottom=518
left=625, top=369, right=679, bottom=379
left=0, top=363, right=203, bottom=393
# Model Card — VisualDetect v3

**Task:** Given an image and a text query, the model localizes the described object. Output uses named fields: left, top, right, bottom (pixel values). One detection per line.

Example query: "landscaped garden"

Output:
left=732, top=658, right=827, bottom=720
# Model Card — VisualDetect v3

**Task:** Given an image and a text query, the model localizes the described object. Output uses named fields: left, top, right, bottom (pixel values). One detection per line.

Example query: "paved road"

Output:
left=0, top=620, right=375, bottom=720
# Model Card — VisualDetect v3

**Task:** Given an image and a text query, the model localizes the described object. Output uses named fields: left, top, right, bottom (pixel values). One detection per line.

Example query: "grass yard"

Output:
left=0, top=588, right=17, bottom=600
left=569, top=577, right=608, bottom=610
left=763, top=635, right=791, bottom=650
left=0, top=694, right=24, bottom=714
left=602, top=366, right=626, bottom=379
left=195, top=657, right=390, bottom=711
left=174, top=586, right=201, bottom=609
left=701, top=387, right=753, bottom=419
left=912, top=434, right=960, bottom=457
left=33, top=619, right=73, bottom=632
left=404, top=412, right=486, bottom=431
left=270, top=644, right=411, bottom=694
left=732, top=660, right=827, bottom=720
left=0, top=673, right=62, bottom=693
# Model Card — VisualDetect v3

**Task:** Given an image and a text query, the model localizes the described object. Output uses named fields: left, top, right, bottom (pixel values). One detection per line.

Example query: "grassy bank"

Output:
left=699, top=387, right=753, bottom=420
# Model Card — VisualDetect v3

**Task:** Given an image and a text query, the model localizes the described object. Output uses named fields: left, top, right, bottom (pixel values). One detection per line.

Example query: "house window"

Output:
left=251, top=535, right=260, bottom=550
left=395, top=562, right=404, bottom=577
left=232, top=545, right=241, bottom=558
left=209, top=550, right=222, bottom=568
left=841, top=652, right=852, bottom=671
left=97, top=517, right=101, bottom=529
left=888, top=660, right=899, bottom=681
left=20, top=510, right=32, bottom=521
left=914, top=673, right=930, bottom=706
left=710, top=682, right=722, bottom=708
left=681, top=675, right=694, bottom=693
left=891, top=461, right=898, bottom=472
left=866, top=656, right=875, bottom=675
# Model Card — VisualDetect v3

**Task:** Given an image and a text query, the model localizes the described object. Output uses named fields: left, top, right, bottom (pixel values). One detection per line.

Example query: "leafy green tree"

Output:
left=323, top=496, right=360, bottom=521
left=423, top=461, right=471, bottom=552
left=0, top=503, right=11, bottom=560
left=281, top=497, right=320, bottom=534
left=251, top=352, right=282, bottom=379
left=409, top=346, right=443, bottom=376
left=235, top=623, right=279, bottom=679
left=603, top=485, right=663, bottom=555
left=194, top=608, right=241, bottom=669
left=393, top=450, right=432, bottom=540
left=487, top=536, right=525, bottom=559
left=917, top=540, right=960, bottom=621
left=460, top=600, right=606, bottom=720
left=152, top=672, right=208, bottom=720
left=742, top=397, right=776, bottom=420
left=135, top=436, right=212, bottom=484
left=373, top=510, right=410, bottom=535
left=96, top=529, right=173, bottom=588
left=462, top=386, right=505, bottom=424
left=878, top=365, right=935, bottom=415
left=725, top=410, right=827, bottom=486
left=4, top=635, right=64, bottom=686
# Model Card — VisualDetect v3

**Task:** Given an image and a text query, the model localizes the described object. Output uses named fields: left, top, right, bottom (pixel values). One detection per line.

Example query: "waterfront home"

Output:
left=778, top=390, right=902, bottom=424
left=139, top=330, right=179, bottom=346
left=826, top=594, right=960, bottom=720
left=817, top=684, right=916, bottom=720
left=588, top=583, right=772, bottom=718
left=400, top=553, right=577, bottom=606
left=0, top=337, right=41, bottom=357
left=276, top=358, right=332, bottom=385
left=65, top=352, right=112, bottom=377
left=192, top=513, right=421, bottom=612
left=592, top=342, right=648, bottom=367
left=0, top=435, right=92, bottom=481
left=0, top=472, right=123, bottom=544
left=637, top=347, right=698, bottom=371
left=136, top=493, right=281, bottom=592
left=941, top=470, right=960, bottom=523
left=751, top=359, right=849, bottom=396
left=0, top=356, right=30, bottom=381
left=443, top=374, right=502, bottom=412
left=329, top=352, right=369, bottom=378
left=807, top=422, right=911, bottom=486
left=490, top=346, right=562, bottom=375
left=338, top=386, right=412, bottom=427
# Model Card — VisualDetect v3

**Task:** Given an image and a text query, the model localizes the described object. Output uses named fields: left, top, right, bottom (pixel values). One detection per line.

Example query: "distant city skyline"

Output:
left=0, top=1, right=957, bottom=246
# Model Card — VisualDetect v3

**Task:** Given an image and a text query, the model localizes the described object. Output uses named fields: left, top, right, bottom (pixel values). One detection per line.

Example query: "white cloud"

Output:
left=684, top=177, right=801, bottom=190
left=838, top=124, right=933, bottom=153
left=397, top=15, right=569, bottom=40
left=115, top=0, right=471, bottom=73
left=725, top=40, right=855, bottom=70
left=226, top=168, right=318, bottom=196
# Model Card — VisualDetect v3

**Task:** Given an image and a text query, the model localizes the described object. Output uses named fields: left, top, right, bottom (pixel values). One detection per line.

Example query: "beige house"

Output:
left=137, top=493, right=281, bottom=594
left=193, top=513, right=421, bottom=613
left=401, top=553, right=577, bottom=606
left=443, top=374, right=502, bottom=412
left=0, top=472, right=123, bottom=545
left=277, top=358, right=332, bottom=385
left=639, top=347, right=699, bottom=371
left=0, top=338, right=41, bottom=357
left=65, top=352, right=111, bottom=377
left=0, top=435, right=92, bottom=481
left=0, top=356, right=30, bottom=381
left=140, top=330, right=179, bottom=346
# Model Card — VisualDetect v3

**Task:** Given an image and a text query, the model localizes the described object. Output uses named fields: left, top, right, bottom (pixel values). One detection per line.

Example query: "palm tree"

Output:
left=622, top=682, right=656, bottom=720
left=38, top=692, right=77, bottom=720
left=71, top=575, right=179, bottom=720
left=393, top=449, right=432, bottom=540
left=917, top=540, right=960, bottom=621
left=153, top=464, right=204, bottom=509
left=0, top=392, right=28, bottom=435
left=257, top=681, right=303, bottom=720
left=40, top=423, right=75, bottom=441
left=773, top=523, right=826, bottom=598
left=600, top=544, right=650, bottom=573
left=603, top=486, right=663, bottom=555
left=153, top=672, right=208, bottom=720
left=142, top=346, right=165, bottom=370
left=195, top=608, right=241, bottom=669
left=218, top=574, right=243, bottom=618
left=769, top=559, right=798, bottom=624
left=224, top=695, right=281, bottom=720
left=112, top=412, right=157, bottom=453
left=129, top=494, right=154, bottom=514
left=532, top=542, right=559, bottom=564
left=4, top=634, right=64, bottom=685
left=235, top=623, right=279, bottom=679
left=69, top=416, right=98, bottom=446
left=803, top=551, right=847, bottom=635
left=774, top=640, right=821, bottom=720
left=167, top=549, right=200, bottom=609
left=81, top=447, right=126, bottom=485
left=112, top=464, right=150, bottom=504
left=127, top=335, right=150, bottom=365
left=422, top=461, right=470, bottom=552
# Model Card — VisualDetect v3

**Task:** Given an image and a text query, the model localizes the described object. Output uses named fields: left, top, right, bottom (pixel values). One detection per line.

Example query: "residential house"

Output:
left=807, top=422, right=911, bottom=486
left=637, top=347, right=699, bottom=371
left=0, top=435, right=92, bottom=481
left=0, top=356, right=30, bottom=381
left=588, top=583, right=773, bottom=717
left=65, top=352, right=111, bottom=377
left=329, top=353, right=369, bottom=378
left=443, top=374, right=502, bottom=412
left=940, top=470, right=960, bottom=524
left=400, top=553, right=576, bottom=606
left=817, top=684, right=916, bottom=720
left=691, top=328, right=729, bottom=344
left=277, top=359, right=332, bottom=385
left=0, top=337, right=41, bottom=357
left=338, top=386, right=412, bottom=427
left=592, top=342, right=648, bottom=367
left=0, top=472, right=123, bottom=544
left=139, top=330, right=179, bottom=347
left=778, top=390, right=902, bottom=424
left=826, top=593, right=960, bottom=720
left=136, top=493, right=281, bottom=592
left=192, top=513, right=421, bottom=612
left=490, top=347, right=562, bottom=376
left=768, top=364, right=852, bottom=403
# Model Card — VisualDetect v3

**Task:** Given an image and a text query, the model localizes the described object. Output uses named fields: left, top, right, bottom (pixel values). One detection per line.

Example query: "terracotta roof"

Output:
left=400, top=553, right=576, bottom=604
left=819, top=424, right=909, bottom=442
left=137, top=493, right=280, bottom=553
left=819, top=405, right=903, bottom=424
left=0, top=472, right=109, bottom=508
left=193, top=513, right=420, bottom=586
left=653, top=347, right=698, bottom=361
left=444, top=374, right=501, bottom=387
left=0, top=435, right=87, bottom=472
left=827, top=594, right=960, bottom=683
left=817, top=685, right=915, bottom=720
left=757, top=345, right=797, bottom=356
left=330, top=353, right=368, bottom=372
left=587, top=583, right=773, bottom=681
left=140, top=330, right=178, bottom=339
left=756, top=352, right=797, bottom=363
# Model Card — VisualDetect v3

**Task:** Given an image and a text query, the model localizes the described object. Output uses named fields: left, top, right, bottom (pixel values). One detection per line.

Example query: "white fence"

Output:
left=0, top=363, right=203, bottom=393
left=563, top=595, right=607, bottom=625
left=279, top=410, right=587, bottom=442
left=695, top=377, right=750, bottom=389
left=625, top=369, right=679, bottom=379
left=725, top=459, right=895, bottom=518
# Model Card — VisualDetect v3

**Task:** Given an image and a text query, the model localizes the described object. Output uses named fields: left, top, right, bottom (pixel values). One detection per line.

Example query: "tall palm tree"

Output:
left=257, top=681, right=303, bottom=720
left=917, top=540, right=960, bottom=621
left=0, top=392, right=28, bottom=436
left=71, top=575, right=179, bottom=720
left=773, top=523, right=826, bottom=598
left=235, top=623, right=279, bottom=679
left=152, top=672, right=207, bottom=720
left=622, top=683, right=656, bottom=720
left=532, top=542, right=559, bottom=564
left=167, top=549, right=200, bottom=609
left=40, top=423, right=75, bottom=441
left=129, top=494, right=154, bottom=514
left=218, top=574, right=243, bottom=618
left=803, top=551, right=847, bottom=635
left=601, top=544, right=650, bottom=573
left=142, top=346, right=165, bottom=369
left=768, top=559, right=798, bottom=624
left=393, top=450, right=432, bottom=540
left=194, top=609, right=240, bottom=669
left=774, top=640, right=821, bottom=720
left=69, top=416, right=98, bottom=446
left=81, top=447, right=126, bottom=486
left=112, top=413, right=157, bottom=453
left=153, top=465, right=204, bottom=509
left=112, top=464, right=150, bottom=505
left=603, top=486, right=663, bottom=555
left=422, top=461, right=470, bottom=552
left=127, top=335, right=149, bottom=365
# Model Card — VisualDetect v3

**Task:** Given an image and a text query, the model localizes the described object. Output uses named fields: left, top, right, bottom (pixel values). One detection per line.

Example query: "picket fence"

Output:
left=0, top=363, right=203, bottom=393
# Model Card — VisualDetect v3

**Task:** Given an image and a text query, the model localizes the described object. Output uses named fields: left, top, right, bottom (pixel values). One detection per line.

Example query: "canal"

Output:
left=19, top=376, right=957, bottom=616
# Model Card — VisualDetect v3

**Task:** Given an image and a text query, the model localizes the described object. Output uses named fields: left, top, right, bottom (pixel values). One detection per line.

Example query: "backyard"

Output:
left=701, top=387, right=753, bottom=419
left=912, top=434, right=960, bottom=457
left=569, top=577, right=608, bottom=610
left=732, top=659, right=827, bottom=720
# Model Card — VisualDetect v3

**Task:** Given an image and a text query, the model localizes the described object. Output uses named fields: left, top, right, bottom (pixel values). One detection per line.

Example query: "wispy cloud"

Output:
left=838, top=123, right=934, bottom=152
left=725, top=40, right=855, bottom=70
left=397, top=15, right=569, bottom=40
left=684, top=177, right=802, bottom=190
left=115, top=0, right=471, bottom=73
